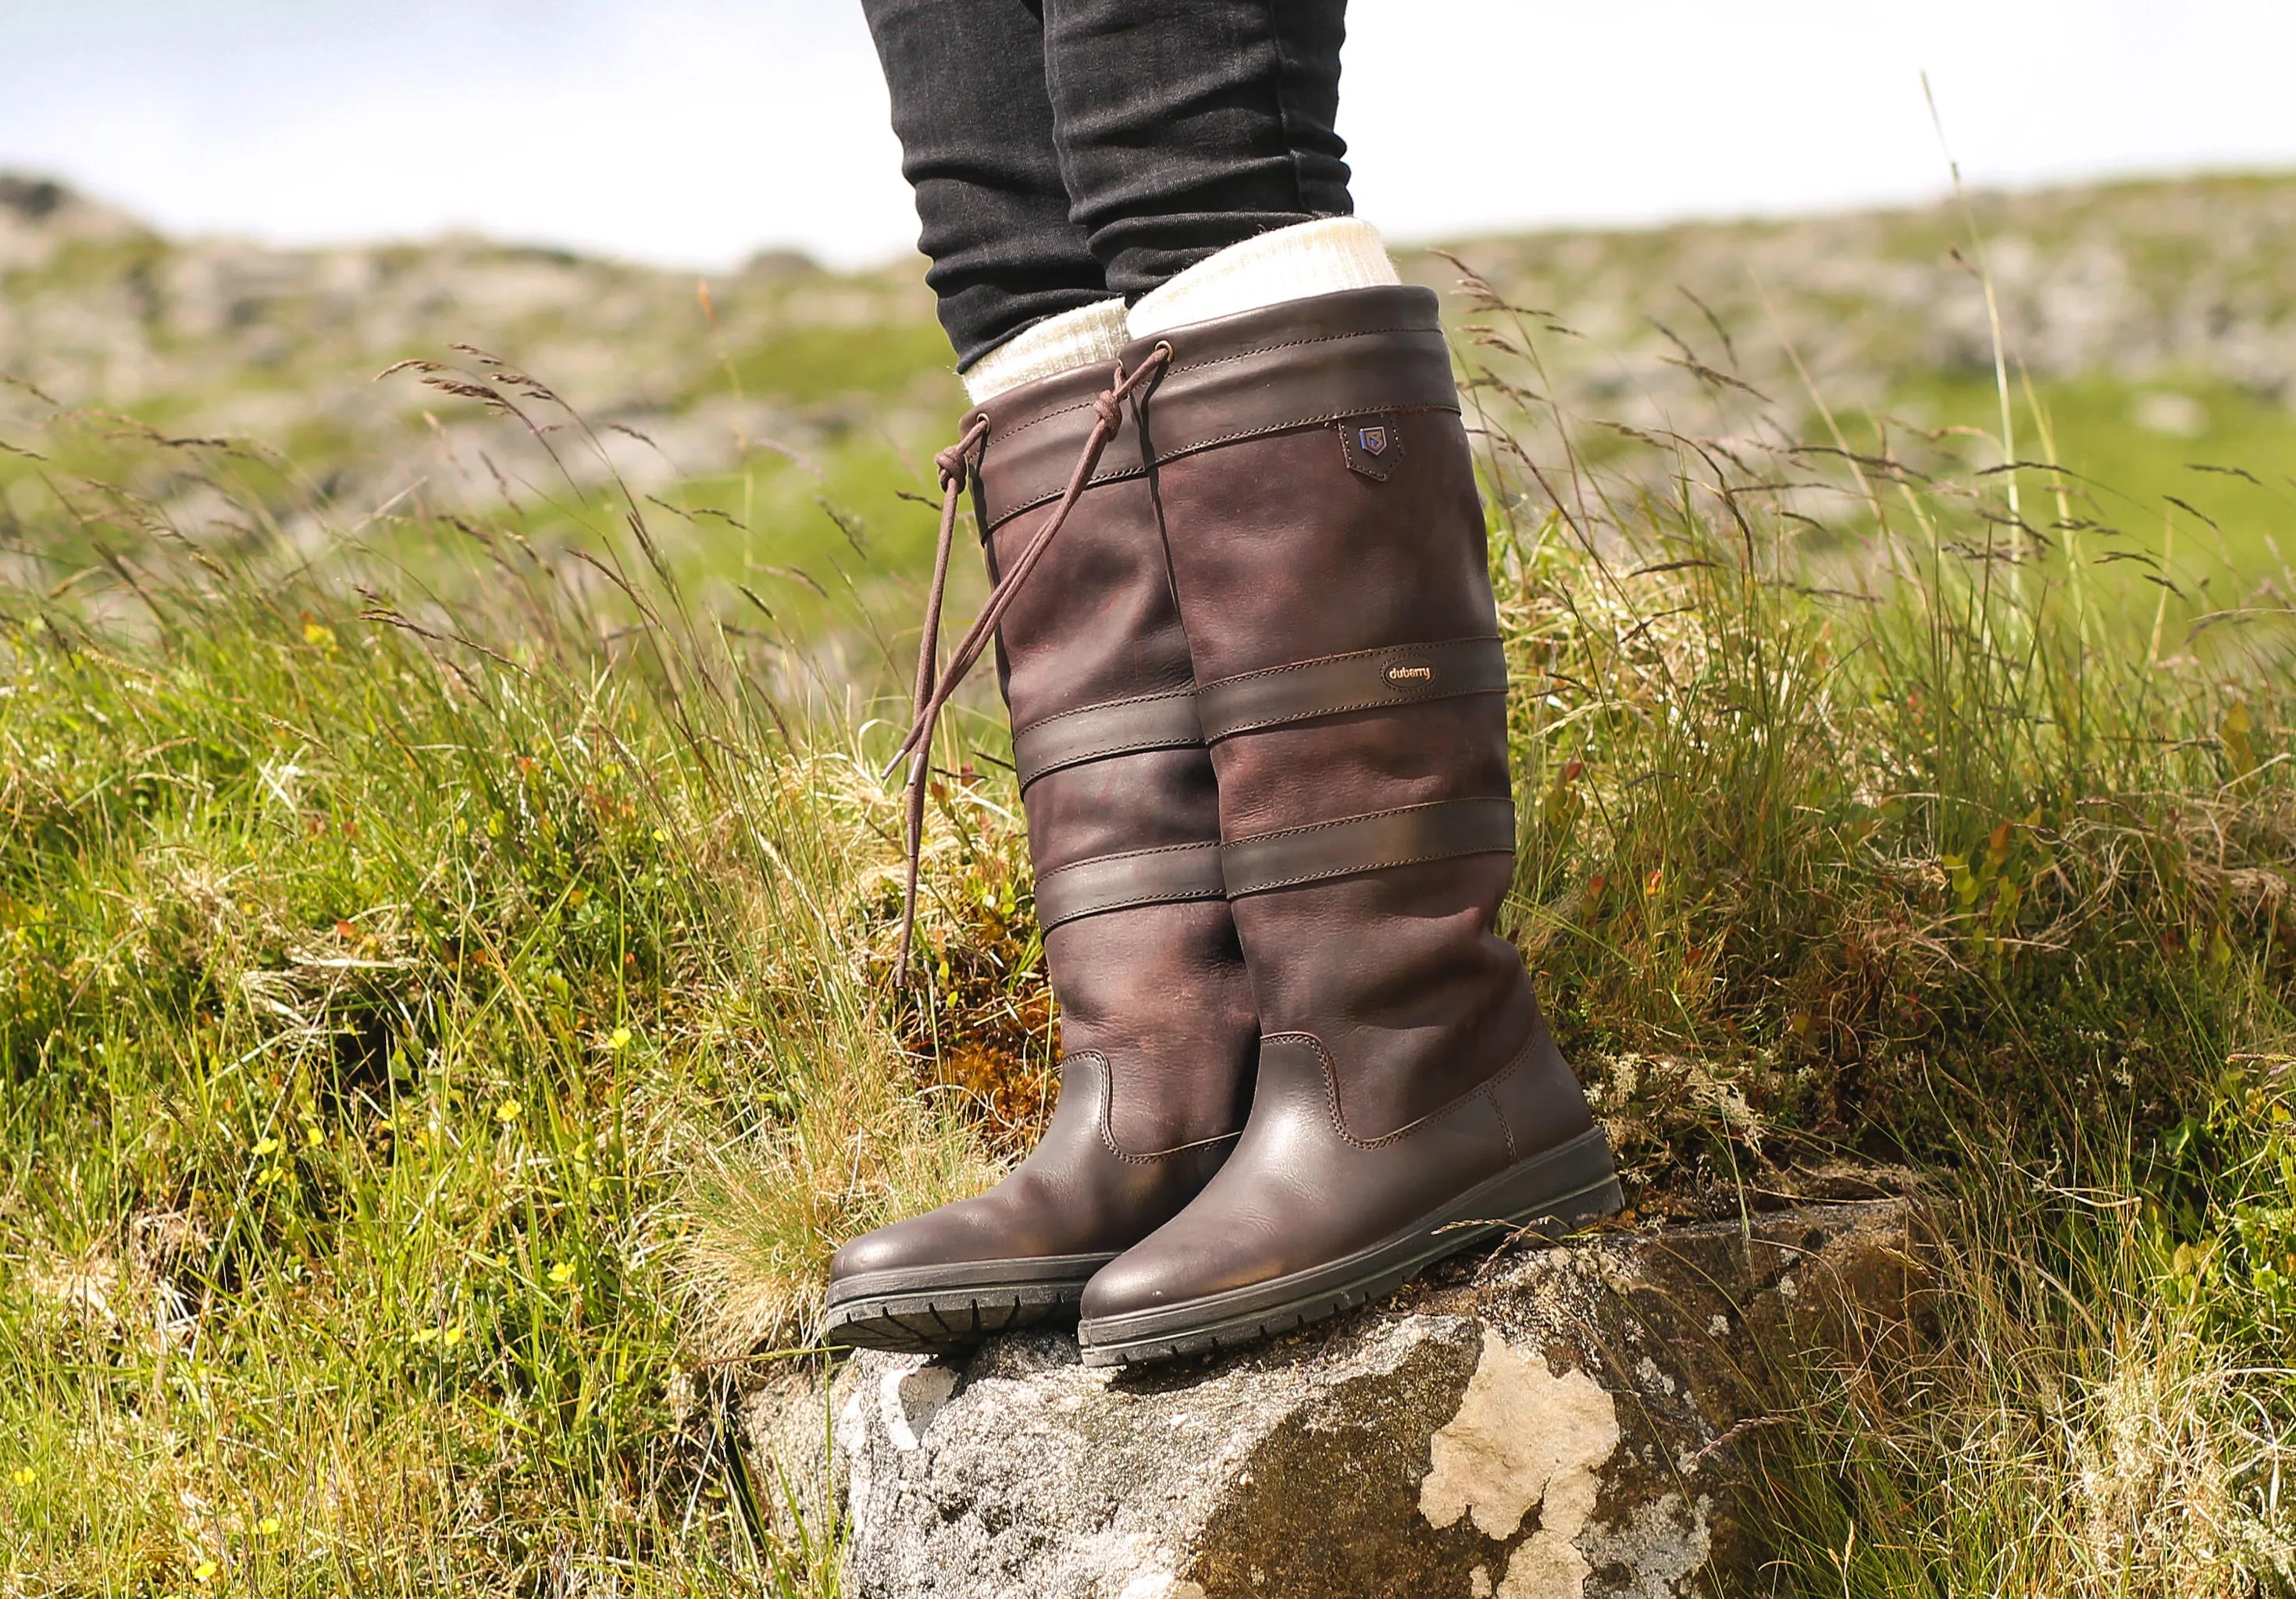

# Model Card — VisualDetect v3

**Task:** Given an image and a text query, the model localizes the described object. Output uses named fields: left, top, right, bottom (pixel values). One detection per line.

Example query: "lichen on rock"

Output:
left=1420, top=1327, right=1623, bottom=1594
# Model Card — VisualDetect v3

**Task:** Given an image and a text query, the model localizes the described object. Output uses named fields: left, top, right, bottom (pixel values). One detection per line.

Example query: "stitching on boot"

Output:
left=1485, top=1082, right=1519, bottom=1163
left=994, top=378, right=1442, bottom=456
left=1146, top=404, right=1458, bottom=461
left=1265, top=1030, right=1535, bottom=1150
left=1199, top=638, right=1509, bottom=739
left=1078, top=1051, right=1169, bottom=1166
left=1024, top=737, right=1203, bottom=767
left=1232, top=846, right=1488, bottom=895
left=1011, top=687, right=1197, bottom=741
left=1013, top=690, right=1206, bottom=782
left=1157, top=323, right=1436, bottom=375
left=986, top=399, right=1460, bottom=530
left=1038, top=841, right=1227, bottom=874
left=1221, top=800, right=1515, bottom=895
left=1038, top=842, right=1228, bottom=886
left=1210, top=693, right=1502, bottom=739
left=1229, top=798, right=1504, bottom=839
left=1202, top=636, right=1499, bottom=690
left=1078, top=1050, right=1243, bottom=1165
left=983, top=395, right=1103, bottom=447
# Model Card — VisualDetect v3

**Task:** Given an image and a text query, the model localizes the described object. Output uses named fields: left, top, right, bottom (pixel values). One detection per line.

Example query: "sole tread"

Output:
left=825, top=1280, right=1092, bottom=1354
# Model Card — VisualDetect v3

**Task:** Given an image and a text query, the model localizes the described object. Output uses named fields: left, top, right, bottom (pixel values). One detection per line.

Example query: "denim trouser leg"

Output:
left=860, top=0, right=1354, bottom=370
left=1041, top=0, right=1353, bottom=304
left=861, top=0, right=1111, bottom=371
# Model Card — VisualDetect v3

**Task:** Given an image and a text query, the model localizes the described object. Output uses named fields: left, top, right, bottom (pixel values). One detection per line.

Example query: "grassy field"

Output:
left=5, top=209, right=2296, bottom=1593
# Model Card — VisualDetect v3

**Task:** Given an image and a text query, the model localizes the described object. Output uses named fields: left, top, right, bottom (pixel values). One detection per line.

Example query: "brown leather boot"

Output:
left=1075, top=287, right=1622, bottom=1366
left=825, top=358, right=1258, bottom=1353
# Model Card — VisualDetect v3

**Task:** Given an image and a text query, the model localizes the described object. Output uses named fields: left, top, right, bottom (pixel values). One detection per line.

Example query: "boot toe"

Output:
left=1078, top=1240, right=1180, bottom=1321
left=827, top=1196, right=1017, bottom=1291
left=828, top=1220, right=929, bottom=1287
left=1081, top=1214, right=1266, bottom=1319
left=828, top=1161, right=1116, bottom=1295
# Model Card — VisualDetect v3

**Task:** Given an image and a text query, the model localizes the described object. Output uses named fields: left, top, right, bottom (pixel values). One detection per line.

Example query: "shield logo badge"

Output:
left=1341, top=414, right=1403, bottom=479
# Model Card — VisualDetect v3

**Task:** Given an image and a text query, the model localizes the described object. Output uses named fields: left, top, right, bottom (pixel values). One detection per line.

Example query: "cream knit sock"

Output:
left=1126, top=216, right=1399, bottom=340
left=961, top=299, right=1129, bottom=404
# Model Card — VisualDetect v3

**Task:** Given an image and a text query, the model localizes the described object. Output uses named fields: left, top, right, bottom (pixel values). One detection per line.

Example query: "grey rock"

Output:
left=745, top=1199, right=1920, bottom=1599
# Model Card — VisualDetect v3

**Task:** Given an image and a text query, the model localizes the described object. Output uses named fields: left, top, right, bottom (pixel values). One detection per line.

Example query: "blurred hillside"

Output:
left=6, top=167, right=2296, bottom=604
left=1426, top=173, right=2296, bottom=593
left=0, top=173, right=954, bottom=507
left=1438, top=173, right=2296, bottom=409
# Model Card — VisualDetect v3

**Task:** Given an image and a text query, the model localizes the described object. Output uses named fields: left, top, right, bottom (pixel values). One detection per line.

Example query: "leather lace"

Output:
left=890, top=344, right=1172, bottom=982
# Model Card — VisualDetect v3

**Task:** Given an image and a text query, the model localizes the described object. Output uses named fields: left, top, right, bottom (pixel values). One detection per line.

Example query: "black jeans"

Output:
left=860, top=0, right=1353, bottom=370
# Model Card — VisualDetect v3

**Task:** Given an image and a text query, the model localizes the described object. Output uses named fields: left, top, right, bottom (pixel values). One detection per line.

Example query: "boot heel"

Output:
left=1473, top=1126, right=1624, bottom=1236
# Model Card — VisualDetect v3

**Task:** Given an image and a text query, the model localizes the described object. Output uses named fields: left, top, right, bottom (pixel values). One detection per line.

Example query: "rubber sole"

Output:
left=824, top=1253, right=1118, bottom=1354
left=1076, top=1133, right=1623, bottom=1368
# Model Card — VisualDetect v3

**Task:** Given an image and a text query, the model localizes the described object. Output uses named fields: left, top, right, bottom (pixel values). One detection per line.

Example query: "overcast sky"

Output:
left=4, top=1, right=2294, bottom=269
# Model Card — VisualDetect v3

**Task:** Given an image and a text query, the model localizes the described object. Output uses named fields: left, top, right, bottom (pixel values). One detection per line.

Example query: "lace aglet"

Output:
left=892, top=746, right=929, bottom=988
left=881, top=721, right=930, bottom=781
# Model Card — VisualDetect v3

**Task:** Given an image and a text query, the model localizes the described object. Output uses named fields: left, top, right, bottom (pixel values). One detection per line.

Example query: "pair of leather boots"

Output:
left=826, top=286, right=1620, bottom=1367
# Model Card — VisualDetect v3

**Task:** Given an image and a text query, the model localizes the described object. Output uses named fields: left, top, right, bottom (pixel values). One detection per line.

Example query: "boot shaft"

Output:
left=1114, top=287, right=1564, bottom=1141
left=958, top=362, right=1259, bottom=1158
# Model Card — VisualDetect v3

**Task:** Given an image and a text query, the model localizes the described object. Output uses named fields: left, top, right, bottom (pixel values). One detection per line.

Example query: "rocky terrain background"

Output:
left=6, top=168, right=2295, bottom=627
left=0, top=172, right=955, bottom=543
left=9, top=169, right=2295, bottom=490
left=1435, top=173, right=2296, bottom=411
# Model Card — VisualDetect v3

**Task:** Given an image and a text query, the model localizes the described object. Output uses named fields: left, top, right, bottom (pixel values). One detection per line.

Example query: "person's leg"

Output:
left=825, top=351, right=1260, bottom=1352
left=859, top=0, right=1116, bottom=380
left=1075, top=288, right=1624, bottom=1368
left=828, top=1, right=1263, bottom=1353
left=1029, top=6, right=1621, bottom=1365
left=1038, top=0, right=1358, bottom=302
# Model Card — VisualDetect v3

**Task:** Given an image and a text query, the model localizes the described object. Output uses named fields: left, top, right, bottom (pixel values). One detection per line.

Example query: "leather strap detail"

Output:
left=1198, top=637, right=1508, bottom=743
left=1013, top=689, right=1205, bottom=791
left=974, top=286, right=1457, bottom=533
left=1221, top=797, right=1516, bottom=898
left=1036, top=842, right=1228, bottom=931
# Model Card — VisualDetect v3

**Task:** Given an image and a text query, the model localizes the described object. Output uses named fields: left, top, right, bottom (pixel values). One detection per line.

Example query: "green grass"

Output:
left=722, top=321, right=962, bottom=408
left=1754, top=1132, right=2296, bottom=1593
left=1449, top=269, right=2296, bottom=1592
left=4, top=254, right=2295, bottom=1597
left=1887, top=370, right=2296, bottom=585
left=0, top=427, right=1000, bottom=1590
left=355, top=432, right=977, bottom=655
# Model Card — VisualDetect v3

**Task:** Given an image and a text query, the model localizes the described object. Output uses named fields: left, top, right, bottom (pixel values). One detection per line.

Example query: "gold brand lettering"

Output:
left=1386, top=664, right=1435, bottom=684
